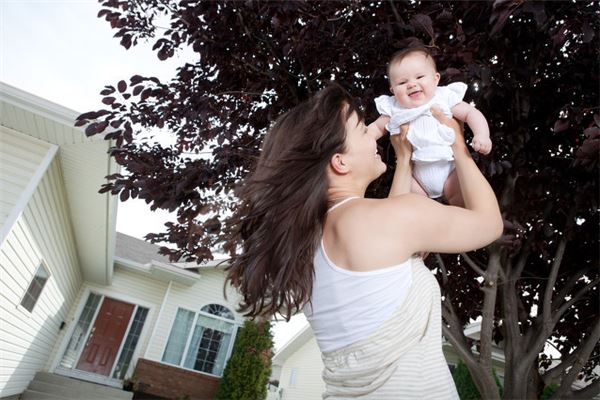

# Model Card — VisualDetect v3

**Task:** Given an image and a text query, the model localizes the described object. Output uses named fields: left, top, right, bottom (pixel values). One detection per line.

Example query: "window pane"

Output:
left=162, top=308, right=194, bottom=365
left=113, top=307, right=148, bottom=380
left=20, top=264, right=50, bottom=313
left=59, top=293, right=102, bottom=369
left=200, top=304, right=234, bottom=320
left=21, top=295, right=35, bottom=313
left=183, top=314, right=234, bottom=376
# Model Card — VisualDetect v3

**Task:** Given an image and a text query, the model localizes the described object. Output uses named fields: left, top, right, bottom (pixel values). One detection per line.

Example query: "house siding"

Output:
left=0, top=98, right=94, bottom=146
left=144, top=268, right=243, bottom=363
left=85, top=265, right=168, bottom=375
left=47, top=265, right=168, bottom=380
left=0, top=157, right=82, bottom=397
left=279, top=336, right=325, bottom=400
left=0, top=127, right=52, bottom=232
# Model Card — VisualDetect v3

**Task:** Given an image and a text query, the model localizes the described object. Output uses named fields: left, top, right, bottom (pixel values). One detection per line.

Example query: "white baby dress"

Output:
left=375, top=82, right=468, bottom=198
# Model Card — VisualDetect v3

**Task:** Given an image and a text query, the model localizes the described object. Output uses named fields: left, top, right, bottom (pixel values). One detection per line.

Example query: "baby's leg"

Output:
left=443, top=170, right=465, bottom=207
left=411, top=177, right=428, bottom=197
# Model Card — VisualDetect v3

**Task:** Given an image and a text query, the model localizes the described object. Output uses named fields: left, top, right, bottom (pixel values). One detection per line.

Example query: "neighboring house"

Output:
left=0, top=82, right=244, bottom=400
left=271, top=321, right=506, bottom=400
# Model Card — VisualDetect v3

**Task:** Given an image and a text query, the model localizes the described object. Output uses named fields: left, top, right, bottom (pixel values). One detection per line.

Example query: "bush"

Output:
left=540, top=383, right=560, bottom=400
left=452, top=360, right=503, bottom=400
left=216, top=320, right=273, bottom=400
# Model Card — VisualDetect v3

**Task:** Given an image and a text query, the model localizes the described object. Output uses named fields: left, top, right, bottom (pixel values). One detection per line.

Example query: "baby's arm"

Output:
left=368, top=115, right=389, bottom=140
left=451, top=101, right=492, bottom=155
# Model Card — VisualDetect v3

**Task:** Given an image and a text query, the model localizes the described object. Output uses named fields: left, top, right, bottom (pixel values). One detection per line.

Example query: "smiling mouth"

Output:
left=409, top=90, right=422, bottom=98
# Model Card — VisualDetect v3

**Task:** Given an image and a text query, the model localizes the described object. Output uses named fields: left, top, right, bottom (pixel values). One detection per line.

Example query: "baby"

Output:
left=369, top=47, right=491, bottom=206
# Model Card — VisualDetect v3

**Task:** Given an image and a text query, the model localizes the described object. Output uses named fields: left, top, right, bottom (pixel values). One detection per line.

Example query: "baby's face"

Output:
left=389, top=52, right=440, bottom=108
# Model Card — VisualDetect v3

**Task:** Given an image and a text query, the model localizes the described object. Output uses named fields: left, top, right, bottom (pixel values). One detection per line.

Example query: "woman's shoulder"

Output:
left=325, top=196, right=430, bottom=270
left=333, top=195, right=429, bottom=229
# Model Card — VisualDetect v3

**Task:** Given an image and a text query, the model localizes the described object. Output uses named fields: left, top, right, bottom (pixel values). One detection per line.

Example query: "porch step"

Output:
left=22, top=372, right=133, bottom=400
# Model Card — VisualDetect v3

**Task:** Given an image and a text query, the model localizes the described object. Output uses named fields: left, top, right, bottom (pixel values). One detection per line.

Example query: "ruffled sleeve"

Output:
left=438, top=82, right=468, bottom=108
left=374, top=95, right=395, bottom=116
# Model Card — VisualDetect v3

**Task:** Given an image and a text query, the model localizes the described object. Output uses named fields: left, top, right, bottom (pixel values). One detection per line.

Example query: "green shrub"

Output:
left=540, top=383, right=560, bottom=400
left=452, top=360, right=503, bottom=400
left=216, top=320, right=274, bottom=400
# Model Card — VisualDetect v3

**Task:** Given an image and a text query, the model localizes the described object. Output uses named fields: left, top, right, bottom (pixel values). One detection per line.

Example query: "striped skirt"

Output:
left=320, top=257, right=459, bottom=399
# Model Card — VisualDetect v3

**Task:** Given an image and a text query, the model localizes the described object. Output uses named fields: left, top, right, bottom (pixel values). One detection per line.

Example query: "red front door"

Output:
left=76, top=297, right=134, bottom=376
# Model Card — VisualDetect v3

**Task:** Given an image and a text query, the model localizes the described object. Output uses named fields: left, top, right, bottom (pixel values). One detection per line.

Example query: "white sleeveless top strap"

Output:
left=327, top=196, right=360, bottom=213
left=306, top=196, right=413, bottom=352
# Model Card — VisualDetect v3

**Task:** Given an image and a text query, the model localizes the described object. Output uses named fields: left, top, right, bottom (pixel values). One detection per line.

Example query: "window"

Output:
left=162, top=304, right=237, bottom=376
left=112, top=306, right=149, bottom=379
left=59, top=292, right=102, bottom=369
left=289, top=368, right=298, bottom=387
left=20, top=263, right=50, bottom=312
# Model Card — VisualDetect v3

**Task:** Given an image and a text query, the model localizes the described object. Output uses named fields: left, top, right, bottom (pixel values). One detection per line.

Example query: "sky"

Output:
left=0, top=0, right=306, bottom=351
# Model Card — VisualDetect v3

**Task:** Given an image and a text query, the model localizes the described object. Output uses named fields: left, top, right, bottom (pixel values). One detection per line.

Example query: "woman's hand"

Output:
left=430, top=106, right=468, bottom=156
left=390, top=123, right=412, bottom=162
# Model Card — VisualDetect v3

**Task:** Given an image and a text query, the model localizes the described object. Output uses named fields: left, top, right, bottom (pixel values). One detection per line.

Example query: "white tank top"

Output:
left=303, top=198, right=413, bottom=352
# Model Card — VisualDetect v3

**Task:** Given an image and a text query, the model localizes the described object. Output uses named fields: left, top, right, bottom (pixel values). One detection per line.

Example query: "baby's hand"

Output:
left=472, top=135, right=492, bottom=155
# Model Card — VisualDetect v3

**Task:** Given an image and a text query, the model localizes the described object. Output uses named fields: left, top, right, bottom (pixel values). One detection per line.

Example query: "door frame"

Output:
left=51, top=285, right=155, bottom=386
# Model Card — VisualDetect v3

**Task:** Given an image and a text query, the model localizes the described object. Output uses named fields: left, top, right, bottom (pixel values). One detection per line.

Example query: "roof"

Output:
left=113, top=231, right=232, bottom=286
left=0, top=81, right=118, bottom=285
left=272, top=323, right=312, bottom=366
left=115, top=231, right=173, bottom=265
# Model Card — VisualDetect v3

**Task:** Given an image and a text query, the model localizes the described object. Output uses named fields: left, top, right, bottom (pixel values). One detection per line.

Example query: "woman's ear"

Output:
left=330, top=153, right=349, bottom=175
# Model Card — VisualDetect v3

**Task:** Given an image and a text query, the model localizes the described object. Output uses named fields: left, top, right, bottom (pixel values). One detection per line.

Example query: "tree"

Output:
left=452, top=360, right=503, bottom=400
left=215, top=320, right=273, bottom=400
left=78, top=1, right=599, bottom=398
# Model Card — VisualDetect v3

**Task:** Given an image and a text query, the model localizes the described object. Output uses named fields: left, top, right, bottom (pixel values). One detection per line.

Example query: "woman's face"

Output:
left=342, top=111, right=387, bottom=181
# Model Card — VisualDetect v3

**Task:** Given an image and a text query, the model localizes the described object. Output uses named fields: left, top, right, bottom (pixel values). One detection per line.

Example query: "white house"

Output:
left=0, top=82, right=244, bottom=400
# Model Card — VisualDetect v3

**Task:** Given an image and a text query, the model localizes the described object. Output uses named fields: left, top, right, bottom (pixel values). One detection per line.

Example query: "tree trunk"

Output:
left=472, top=367, right=502, bottom=400
left=503, top=362, right=532, bottom=399
left=526, top=358, right=543, bottom=400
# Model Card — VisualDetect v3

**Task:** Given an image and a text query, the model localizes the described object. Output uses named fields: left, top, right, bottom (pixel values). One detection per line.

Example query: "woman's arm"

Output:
left=376, top=109, right=502, bottom=255
left=451, top=101, right=492, bottom=155
left=367, top=115, right=389, bottom=140
left=388, top=124, right=412, bottom=197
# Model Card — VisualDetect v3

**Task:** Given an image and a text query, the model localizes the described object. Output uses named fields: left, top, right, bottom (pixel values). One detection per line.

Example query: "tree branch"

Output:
left=553, top=276, right=600, bottom=324
left=387, top=0, right=406, bottom=25
left=514, top=200, right=553, bottom=280
left=441, top=293, right=477, bottom=368
left=461, top=252, right=486, bottom=277
left=541, top=236, right=568, bottom=337
left=523, top=274, right=600, bottom=371
left=568, top=378, right=600, bottom=400
left=442, top=324, right=478, bottom=367
left=543, top=317, right=600, bottom=382
left=548, top=317, right=600, bottom=399
left=553, top=266, right=596, bottom=306
left=500, top=271, right=523, bottom=360
left=479, top=249, right=501, bottom=372
left=435, top=253, right=449, bottom=285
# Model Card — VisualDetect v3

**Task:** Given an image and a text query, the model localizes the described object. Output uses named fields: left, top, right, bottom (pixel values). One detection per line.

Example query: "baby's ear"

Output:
left=435, top=72, right=441, bottom=84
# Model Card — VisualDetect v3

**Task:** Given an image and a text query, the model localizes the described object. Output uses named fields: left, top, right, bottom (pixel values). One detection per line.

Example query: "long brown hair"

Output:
left=224, top=83, right=362, bottom=320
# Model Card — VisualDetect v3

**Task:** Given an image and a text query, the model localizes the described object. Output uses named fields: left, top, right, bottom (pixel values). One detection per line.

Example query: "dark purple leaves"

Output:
left=132, top=85, right=144, bottom=96
left=80, top=5, right=598, bottom=374
left=410, top=14, right=434, bottom=41
left=118, top=80, right=127, bottom=93
left=490, top=0, right=523, bottom=37
left=102, top=96, right=116, bottom=105
left=130, top=75, right=144, bottom=85
left=553, top=119, right=570, bottom=133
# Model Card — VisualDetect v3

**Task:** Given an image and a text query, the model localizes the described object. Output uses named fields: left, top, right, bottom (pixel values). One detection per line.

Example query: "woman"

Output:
left=226, top=83, right=503, bottom=399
